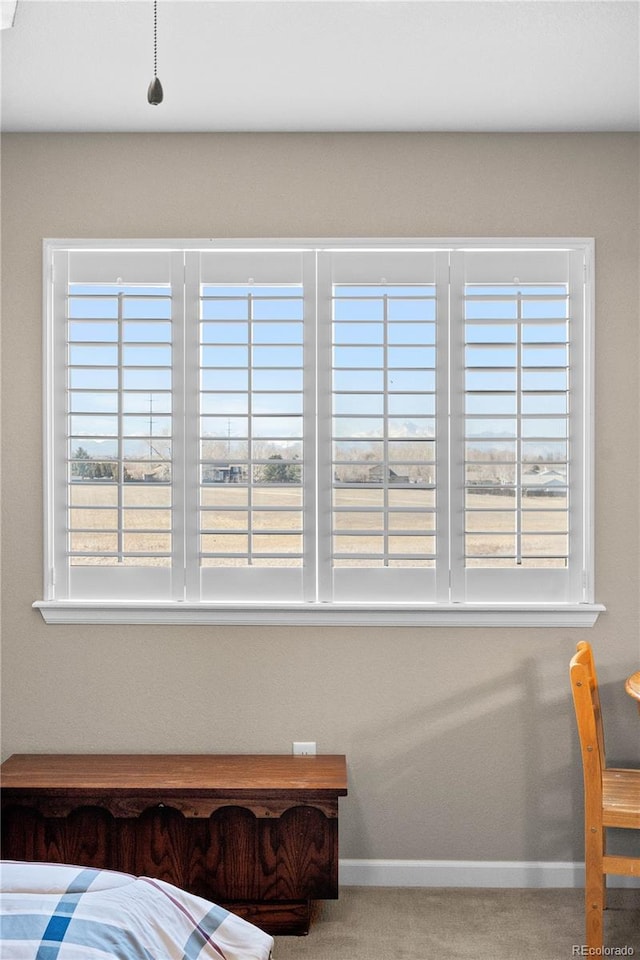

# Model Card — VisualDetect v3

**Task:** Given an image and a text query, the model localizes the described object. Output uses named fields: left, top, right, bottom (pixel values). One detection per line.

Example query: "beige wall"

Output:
left=2, top=133, right=639, bottom=864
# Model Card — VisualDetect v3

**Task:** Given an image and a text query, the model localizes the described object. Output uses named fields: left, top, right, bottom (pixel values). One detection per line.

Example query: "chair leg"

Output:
left=585, top=878, right=605, bottom=951
left=584, top=826, right=605, bottom=952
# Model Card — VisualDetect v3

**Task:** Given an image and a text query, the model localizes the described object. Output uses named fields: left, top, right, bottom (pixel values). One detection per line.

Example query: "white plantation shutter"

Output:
left=187, top=249, right=315, bottom=602
left=48, top=248, right=183, bottom=601
left=42, top=240, right=595, bottom=619
left=449, top=248, right=588, bottom=603
left=318, top=250, right=449, bottom=603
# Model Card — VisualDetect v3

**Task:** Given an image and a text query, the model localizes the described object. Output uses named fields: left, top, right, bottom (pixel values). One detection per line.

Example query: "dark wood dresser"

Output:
left=1, top=753, right=348, bottom=935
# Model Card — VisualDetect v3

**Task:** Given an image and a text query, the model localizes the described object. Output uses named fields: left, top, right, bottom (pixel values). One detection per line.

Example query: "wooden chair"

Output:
left=569, top=640, right=640, bottom=952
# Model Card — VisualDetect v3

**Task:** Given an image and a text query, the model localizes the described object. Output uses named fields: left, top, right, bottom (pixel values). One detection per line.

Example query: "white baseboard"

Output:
left=339, top=859, right=640, bottom=889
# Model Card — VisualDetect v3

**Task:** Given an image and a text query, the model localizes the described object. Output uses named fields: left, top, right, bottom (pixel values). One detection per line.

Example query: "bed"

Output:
left=0, top=861, right=274, bottom=959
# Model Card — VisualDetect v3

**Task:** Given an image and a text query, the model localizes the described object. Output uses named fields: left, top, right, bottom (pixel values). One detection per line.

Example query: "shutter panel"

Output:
left=54, top=249, right=182, bottom=600
left=191, top=250, right=313, bottom=602
left=319, top=250, right=449, bottom=603
left=450, top=248, right=587, bottom=603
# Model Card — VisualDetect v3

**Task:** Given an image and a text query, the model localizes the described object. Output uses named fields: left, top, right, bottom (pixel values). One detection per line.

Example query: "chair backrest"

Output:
left=570, top=641, right=606, bottom=803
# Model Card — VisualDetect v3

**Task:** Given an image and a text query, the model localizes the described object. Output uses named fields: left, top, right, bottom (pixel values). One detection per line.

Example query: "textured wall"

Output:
left=1, top=133, right=639, bottom=863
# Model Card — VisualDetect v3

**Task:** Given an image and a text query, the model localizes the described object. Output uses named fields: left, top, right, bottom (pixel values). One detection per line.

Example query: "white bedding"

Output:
left=0, top=861, right=274, bottom=960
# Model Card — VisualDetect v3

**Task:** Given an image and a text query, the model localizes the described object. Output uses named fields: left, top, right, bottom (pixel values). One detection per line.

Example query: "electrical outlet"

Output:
left=292, top=741, right=316, bottom=756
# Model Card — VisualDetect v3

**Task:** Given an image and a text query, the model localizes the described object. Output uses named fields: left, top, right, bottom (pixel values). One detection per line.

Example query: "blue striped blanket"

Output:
left=0, top=861, right=273, bottom=960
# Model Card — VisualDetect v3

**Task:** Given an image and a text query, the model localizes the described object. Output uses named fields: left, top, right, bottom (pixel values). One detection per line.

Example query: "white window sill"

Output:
left=33, top=601, right=605, bottom=627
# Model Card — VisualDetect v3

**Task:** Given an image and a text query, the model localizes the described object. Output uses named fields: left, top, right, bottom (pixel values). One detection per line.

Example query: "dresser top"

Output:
left=1, top=754, right=348, bottom=794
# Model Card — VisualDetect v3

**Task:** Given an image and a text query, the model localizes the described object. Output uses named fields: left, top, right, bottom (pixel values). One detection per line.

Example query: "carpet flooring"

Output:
left=272, top=887, right=640, bottom=960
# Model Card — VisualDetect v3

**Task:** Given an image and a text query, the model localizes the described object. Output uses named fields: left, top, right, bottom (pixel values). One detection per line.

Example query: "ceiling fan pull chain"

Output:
left=147, top=0, right=163, bottom=105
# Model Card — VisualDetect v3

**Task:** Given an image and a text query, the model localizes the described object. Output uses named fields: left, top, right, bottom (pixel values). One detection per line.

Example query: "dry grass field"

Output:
left=68, top=484, right=568, bottom=568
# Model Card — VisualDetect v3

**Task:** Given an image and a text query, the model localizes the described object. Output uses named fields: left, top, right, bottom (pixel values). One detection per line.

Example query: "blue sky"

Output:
left=67, top=280, right=569, bottom=467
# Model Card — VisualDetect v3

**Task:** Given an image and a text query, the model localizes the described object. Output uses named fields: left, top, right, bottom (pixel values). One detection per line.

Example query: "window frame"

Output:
left=35, top=238, right=603, bottom=626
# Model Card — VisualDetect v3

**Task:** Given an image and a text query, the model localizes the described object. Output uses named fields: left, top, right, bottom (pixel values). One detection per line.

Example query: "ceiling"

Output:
left=1, top=0, right=639, bottom=132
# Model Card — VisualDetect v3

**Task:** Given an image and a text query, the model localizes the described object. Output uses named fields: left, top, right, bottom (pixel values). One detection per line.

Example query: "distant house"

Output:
left=523, top=468, right=566, bottom=496
left=203, top=465, right=245, bottom=484
left=368, top=465, right=410, bottom=484
left=140, top=464, right=171, bottom=483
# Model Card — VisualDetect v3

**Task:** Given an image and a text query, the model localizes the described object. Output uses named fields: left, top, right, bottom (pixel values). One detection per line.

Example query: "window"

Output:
left=36, top=239, right=601, bottom=625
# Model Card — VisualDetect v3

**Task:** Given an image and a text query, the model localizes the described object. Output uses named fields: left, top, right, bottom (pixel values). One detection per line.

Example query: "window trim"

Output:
left=36, top=237, right=602, bottom=627
left=33, top=600, right=604, bottom=627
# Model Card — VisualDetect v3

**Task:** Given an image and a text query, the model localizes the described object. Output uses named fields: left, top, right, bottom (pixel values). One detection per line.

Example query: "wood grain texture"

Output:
left=275, top=806, right=336, bottom=900
left=210, top=806, right=269, bottom=901
left=0, top=754, right=348, bottom=793
left=625, top=670, right=640, bottom=702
